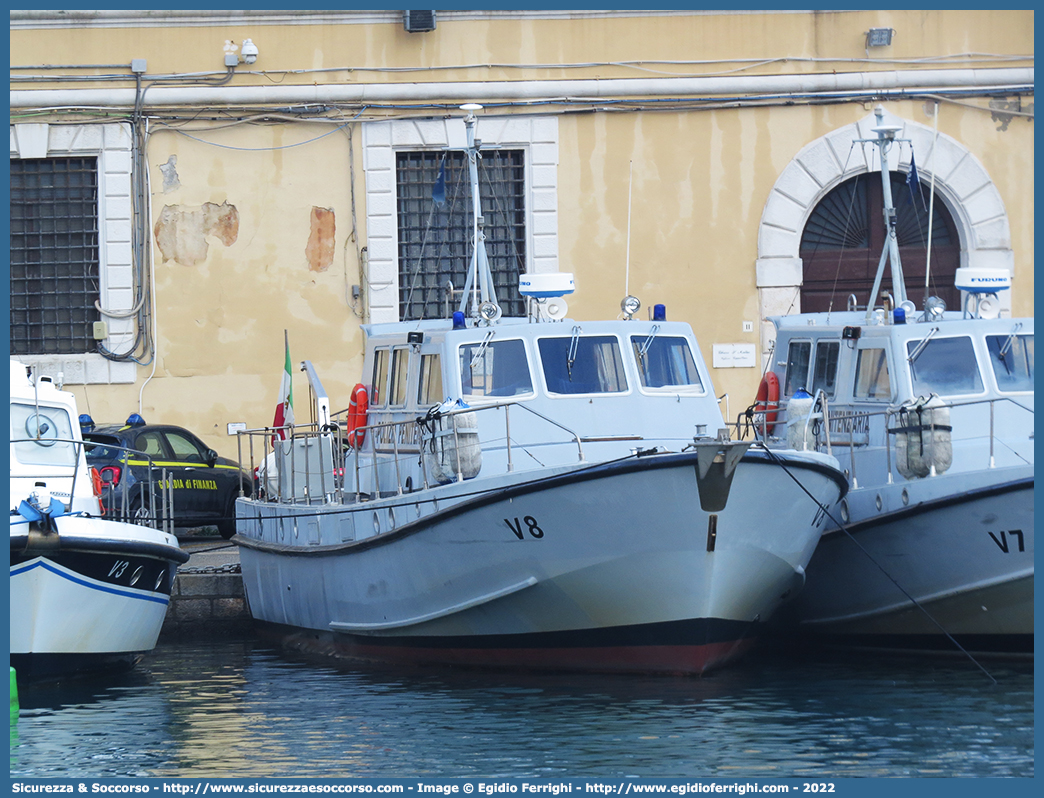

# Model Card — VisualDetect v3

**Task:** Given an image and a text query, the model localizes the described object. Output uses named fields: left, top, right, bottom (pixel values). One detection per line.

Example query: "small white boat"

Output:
left=759, top=107, right=1033, bottom=655
left=9, top=360, right=188, bottom=681
left=232, top=106, right=847, bottom=675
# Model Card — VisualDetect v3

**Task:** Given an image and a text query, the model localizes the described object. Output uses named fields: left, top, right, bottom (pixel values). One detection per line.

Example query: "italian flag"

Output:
left=273, top=331, right=294, bottom=439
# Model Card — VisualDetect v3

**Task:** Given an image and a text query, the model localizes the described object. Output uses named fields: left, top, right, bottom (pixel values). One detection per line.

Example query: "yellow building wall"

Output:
left=10, top=10, right=1034, bottom=457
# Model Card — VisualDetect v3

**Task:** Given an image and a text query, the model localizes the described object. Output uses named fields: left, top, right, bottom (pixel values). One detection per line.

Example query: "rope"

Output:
left=755, top=440, right=997, bottom=684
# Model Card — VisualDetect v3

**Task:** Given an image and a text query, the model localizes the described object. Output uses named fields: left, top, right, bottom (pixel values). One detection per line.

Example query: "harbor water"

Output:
left=9, top=635, right=1033, bottom=780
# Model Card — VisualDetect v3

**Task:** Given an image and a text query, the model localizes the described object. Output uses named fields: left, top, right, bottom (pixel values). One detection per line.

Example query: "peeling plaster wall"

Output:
left=306, top=206, right=336, bottom=273
left=123, top=122, right=365, bottom=455
left=154, top=201, right=240, bottom=266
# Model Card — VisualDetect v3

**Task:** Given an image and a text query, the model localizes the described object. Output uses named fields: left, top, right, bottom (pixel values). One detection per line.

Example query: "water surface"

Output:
left=10, top=636, right=1033, bottom=779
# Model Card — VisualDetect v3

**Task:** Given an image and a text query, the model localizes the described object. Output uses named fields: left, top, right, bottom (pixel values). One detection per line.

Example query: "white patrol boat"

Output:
left=232, top=106, right=847, bottom=675
left=758, top=107, right=1033, bottom=655
left=9, top=360, right=188, bottom=681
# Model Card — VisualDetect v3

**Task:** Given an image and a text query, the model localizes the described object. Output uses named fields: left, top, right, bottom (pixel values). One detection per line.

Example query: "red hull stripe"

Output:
left=257, top=620, right=762, bottom=676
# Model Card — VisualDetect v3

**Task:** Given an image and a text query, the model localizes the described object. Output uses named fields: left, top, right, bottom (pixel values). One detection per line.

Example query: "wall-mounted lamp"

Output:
left=865, top=27, right=894, bottom=48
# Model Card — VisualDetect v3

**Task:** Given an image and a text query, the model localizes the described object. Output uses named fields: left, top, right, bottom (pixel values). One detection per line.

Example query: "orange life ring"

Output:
left=90, top=466, right=106, bottom=516
left=346, top=383, right=369, bottom=448
left=754, top=372, right=780, bottom=435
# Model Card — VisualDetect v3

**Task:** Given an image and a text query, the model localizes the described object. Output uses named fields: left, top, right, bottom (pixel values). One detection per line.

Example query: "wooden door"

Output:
left=799, top=172, right=961, bottom=313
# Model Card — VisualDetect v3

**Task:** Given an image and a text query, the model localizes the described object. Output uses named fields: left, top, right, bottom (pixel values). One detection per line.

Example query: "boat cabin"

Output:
left=264, top=314, right=730, bottom=503
left=10, top=360, right=98, bottom=515
left=766, top=311, right=1033, bottom=482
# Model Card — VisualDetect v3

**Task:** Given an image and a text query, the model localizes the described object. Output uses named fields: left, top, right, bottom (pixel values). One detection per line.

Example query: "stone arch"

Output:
left=755, top=107, right=1014, bottom=354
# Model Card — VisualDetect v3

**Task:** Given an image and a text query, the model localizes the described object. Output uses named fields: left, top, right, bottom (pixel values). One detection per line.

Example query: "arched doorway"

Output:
left=799, top=171, right=961, bottom=313
left=756, top=109, right=1015, bottom=363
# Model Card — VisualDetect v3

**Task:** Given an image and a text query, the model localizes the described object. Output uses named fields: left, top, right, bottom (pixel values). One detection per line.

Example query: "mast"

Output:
left=864, top=105, right=908, bottom=323
left=456, top=103, right=501, bottom=321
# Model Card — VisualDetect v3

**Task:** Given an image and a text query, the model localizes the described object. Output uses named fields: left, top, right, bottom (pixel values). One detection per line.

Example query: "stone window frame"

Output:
left=756, top=108, right=1014, bottom=356
left=10, top=122, right=137, bottom=384
left=361, top=115, right=559, bottom=324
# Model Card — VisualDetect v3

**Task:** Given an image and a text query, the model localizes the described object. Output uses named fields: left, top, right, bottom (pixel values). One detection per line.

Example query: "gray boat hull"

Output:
left=236, top=449, right=846, bottom=674
left=794, top=468, right=1033, bottom=654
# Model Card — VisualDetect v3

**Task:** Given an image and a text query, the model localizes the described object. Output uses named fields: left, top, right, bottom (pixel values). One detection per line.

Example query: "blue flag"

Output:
left=906, top=151, right=926, bottom=210
left=432, top=157, right=446, bottom=205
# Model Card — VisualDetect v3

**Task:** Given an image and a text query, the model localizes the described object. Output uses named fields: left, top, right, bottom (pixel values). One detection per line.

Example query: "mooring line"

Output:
left=757, top=441, right=998, bottom=684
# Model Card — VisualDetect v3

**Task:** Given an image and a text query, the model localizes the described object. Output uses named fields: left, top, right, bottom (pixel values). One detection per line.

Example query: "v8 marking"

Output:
left=504, top=516, right=544, bottom=540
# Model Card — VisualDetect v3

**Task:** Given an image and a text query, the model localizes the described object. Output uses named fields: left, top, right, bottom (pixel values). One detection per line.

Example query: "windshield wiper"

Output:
left=636, top=324, right=661, bottom=367
left=995, top=322, right=1023, bottom=374
left=907, top=326, right=940, bottom=364
left=997, top=322, right=1023, bottom=361
left=469, top=330, right=496, bottom=370
left=567, top=325, right=582, bottom=380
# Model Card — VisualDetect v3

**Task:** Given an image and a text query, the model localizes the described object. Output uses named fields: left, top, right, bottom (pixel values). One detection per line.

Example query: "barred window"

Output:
left=10, top=157, right=100, bottom=355
left=397, top=149, right=526, bottom=321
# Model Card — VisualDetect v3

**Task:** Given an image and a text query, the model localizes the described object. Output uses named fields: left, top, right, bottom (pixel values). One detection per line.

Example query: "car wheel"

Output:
left=217, top=486, right=243, bottom=540
left=128, top=496, right=153, bottom=528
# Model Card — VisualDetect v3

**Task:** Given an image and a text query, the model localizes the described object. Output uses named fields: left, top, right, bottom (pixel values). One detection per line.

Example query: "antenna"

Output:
left=455, top=104, right=501, bottom=322
left=924, top=99, right=940, bottom=311
left=625, top=160, right=633, bottom=298
left=864, top=105, right=908, bottom=323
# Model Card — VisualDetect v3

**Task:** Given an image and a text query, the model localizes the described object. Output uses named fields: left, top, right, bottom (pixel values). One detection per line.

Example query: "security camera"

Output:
left=241, top=39, right=259, bottom=64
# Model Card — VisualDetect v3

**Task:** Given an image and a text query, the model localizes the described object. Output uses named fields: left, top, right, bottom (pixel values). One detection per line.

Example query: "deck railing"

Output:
left=12, top=437, right=175, bottom=534
left=735, top=394, right=1032, bottom=488
left=236, top=400, right=585, bottom=506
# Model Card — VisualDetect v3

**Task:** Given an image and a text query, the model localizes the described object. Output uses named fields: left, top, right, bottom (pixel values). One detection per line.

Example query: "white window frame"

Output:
left=10, top=122, right=137, bottom=384
left=362, top=116, right=559, bottom=324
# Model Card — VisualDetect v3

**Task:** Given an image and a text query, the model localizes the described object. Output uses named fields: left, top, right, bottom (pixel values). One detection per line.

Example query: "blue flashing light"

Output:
left=126, top=413, right=147, bottom=427
left=893, top=308, right=907, bottom=325
left=78, top=413, right=95, bottom=432
left=652, top=304, right=667, bottom=321
left=452, top=311, right=467, bottom=330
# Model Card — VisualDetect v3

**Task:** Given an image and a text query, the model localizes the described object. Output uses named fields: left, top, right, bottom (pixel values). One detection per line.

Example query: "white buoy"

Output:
left=786, top=389, right=816, bottom=450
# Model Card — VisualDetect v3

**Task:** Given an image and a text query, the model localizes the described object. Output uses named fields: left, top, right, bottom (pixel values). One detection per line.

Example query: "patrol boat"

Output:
left=232, top=106, right=847, bottom=675
left=9, top=360, right=188, bottom=680
left=757, top=107, right=1033, bottom=655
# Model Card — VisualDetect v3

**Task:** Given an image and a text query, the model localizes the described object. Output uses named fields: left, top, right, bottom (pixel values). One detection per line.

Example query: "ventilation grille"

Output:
left=403, top=10, right=436, bottom=33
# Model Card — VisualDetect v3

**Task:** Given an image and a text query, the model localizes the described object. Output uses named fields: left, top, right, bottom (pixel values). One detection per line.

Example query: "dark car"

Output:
left=82, top=414, right=252, bottom=539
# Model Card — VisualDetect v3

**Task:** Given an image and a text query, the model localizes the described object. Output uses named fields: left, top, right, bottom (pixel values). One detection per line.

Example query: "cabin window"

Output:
left=853, top=348, right=892, bottom=400
left=418, top=354, right=444, bottom=406
left=630, top=335, right=703, bottom=391
left=389, top=348, right=411, bottom=407
left=784, top=341, right=812, bottom=395
left=539, top=336, right=628, bottom=395
left=906, top=336, right=984, bottom=397
left=370, top=349, right=389, bottom=407
left=459, top=339, right=533, bottom=398
left=10, top=402, right=78, bottom=467
left=811, top=341, right=841, bottom=397
left=986, top=334, right=1034, bottom=393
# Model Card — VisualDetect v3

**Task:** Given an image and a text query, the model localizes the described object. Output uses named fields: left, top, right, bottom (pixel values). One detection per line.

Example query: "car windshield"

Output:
left=83, top=434, right=125, bottom=461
